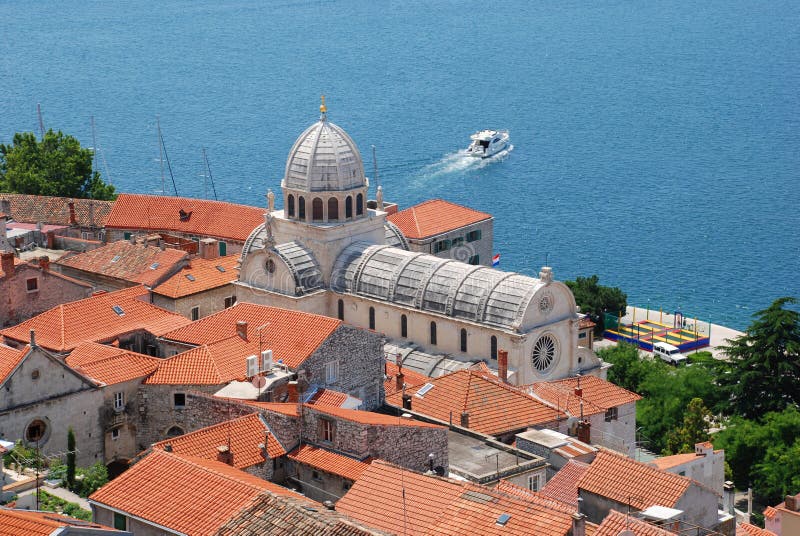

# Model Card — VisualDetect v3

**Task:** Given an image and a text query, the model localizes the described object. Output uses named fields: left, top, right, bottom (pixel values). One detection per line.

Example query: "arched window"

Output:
left=298, top=197, right=306, bottom=220
left=430, top=321, right=437, bottom=345
left=369, top=307, right=375, bottom=330
left=328, top=197, right=339, bottom=220
left=337, top=299, right=344, bottom=321
left=490, top=336, right=498, bottom=360
left=166, top=426, right=184, bottom=438
left=287, top=194, right=295, bottom=217
left=312, top=198, right=324, bottom=221
left=356, top=193, right=364, bottom=216
left=346, top=196, right=353, bottom=218
left=460, top=329, right=468, bottom=352
left=401, top=314, right=408, bottom=338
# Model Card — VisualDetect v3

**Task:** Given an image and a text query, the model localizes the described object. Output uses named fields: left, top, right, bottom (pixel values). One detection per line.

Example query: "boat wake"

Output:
left=418, top=145, right=513, bottom=180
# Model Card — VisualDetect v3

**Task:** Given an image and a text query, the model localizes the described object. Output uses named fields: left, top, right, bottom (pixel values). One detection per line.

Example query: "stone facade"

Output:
left=150, top=283, right=237, bottom=320
left=405, top=218, right=494, bottom=267
left=583, top=401, right=637, bottom=457
left=92, top=507, right=167, bottom=536
left=134, top=385, right=222, bottom=451
left=287, top=460, right=357, bottom=503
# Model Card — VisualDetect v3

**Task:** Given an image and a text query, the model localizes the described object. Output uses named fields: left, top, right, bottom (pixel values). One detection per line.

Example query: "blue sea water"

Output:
left=1, top=1, right=798, bottom=330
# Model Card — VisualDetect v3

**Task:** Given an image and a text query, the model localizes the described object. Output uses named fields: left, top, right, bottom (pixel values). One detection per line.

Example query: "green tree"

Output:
left=565, top=275, right=627, bottom=333
left=66, top=427, right=76, bottom=490
left=597, top=342, right=650, bottom=392
left=76, top=462, right=108, bottom=497
left=0, top=130, right=115, bottom=200
left=665, top=398, right=712, bottom=454
left=718, top=297, right=800, bottom=418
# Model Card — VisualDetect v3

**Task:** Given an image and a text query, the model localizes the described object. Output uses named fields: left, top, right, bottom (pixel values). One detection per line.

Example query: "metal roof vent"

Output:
left=496, top=513, right=511, bottom=526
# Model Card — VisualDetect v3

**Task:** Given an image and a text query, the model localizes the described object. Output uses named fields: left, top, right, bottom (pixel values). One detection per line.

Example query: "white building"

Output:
left=235, top=102, right=604, bottom=384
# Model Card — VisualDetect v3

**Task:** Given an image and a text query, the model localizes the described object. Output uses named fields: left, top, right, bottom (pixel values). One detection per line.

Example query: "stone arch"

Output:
left=356, top=193, right=364, bottom=216
left=312, top=198, right=324, bottom=221
left=460, top=328, right=468, bottom=353
left=337, top=299, right=344, bottom=320
left=401, top=314, right=408, bottom=338
left=491, top=335, right=498, bottom=360
left=165, top=425, right=184, bottom=438
left=430, top=321, right=437, bottom=345
left=369, top=306, right=376, bottom=330
left=298, top=196, right=306, bottom=220
left=287, top=194, right=295, bottom=218
left=346, top=195, right=353, bottom=219
left=328, top=197, right=339, bottom=220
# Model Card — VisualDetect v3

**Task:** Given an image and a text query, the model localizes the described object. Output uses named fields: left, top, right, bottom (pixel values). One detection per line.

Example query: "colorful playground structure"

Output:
left=603, top=309, right=710, bottom=353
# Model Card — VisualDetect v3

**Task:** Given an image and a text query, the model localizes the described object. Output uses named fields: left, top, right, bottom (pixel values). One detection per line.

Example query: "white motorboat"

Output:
left=466, top=129, right=510, bottom=158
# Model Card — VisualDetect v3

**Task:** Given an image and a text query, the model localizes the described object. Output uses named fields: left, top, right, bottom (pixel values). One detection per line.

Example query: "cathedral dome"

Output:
left=283, top=109, right=366, bottom=193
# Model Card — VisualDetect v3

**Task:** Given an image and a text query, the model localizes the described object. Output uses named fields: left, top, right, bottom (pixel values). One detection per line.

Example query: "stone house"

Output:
left=0, top=251, right=93, bottom=328
left=765, top=492, right=800, bottom=536
left=0, top=508, right=129, bottom=535
left=649, top=441, right=726, bottom=500
left=286, top=443, right=371, bottom=503
left=0, top=194, right=113, bottom=241
left=386, top=199, right=494, bottom=266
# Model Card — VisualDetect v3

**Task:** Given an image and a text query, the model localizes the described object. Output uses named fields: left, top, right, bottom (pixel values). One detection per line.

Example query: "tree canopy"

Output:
left=0, top=130, right=115, bottom=200
left=565, top=275, right=627, bottom=333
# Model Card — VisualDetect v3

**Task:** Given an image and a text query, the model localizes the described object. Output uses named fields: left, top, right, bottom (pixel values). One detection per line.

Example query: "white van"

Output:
left=653, top=342, right=689, bottom=366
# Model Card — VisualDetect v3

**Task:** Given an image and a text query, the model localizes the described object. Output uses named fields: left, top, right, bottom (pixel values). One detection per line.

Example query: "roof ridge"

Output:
left=157, top=450, right=267, bottom=491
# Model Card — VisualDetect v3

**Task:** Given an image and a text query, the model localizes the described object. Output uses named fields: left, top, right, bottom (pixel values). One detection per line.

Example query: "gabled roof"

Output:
left=594, top=510, right=676, bottom=536
left=383, top=361, right=429, bottom=397
left=387, top=199, right=491, bottom=240
left=0, top=344, right=28, bottom=386
left=307, top=388, right=350, bottom=407
left=738, top=522, right=778, bottom=536
left=577, top=449, right=691, bottom=510
left=494, top=480, right=576, bottom=515
left=153, top=413, right=286, bottom=466
left=650, top=451, right=710, bottom=471
left=337, top=460, right=574, bottom=536
left=55, top=240, right=188, bottom=287
left=0, top=508, right=119, bottom=535
left=529, top=375, right=642, bottom=416
left=0, top=193, right=114, bottom=227
left=106, top=193, right=264, bottom=242
left=540, top=459, right=591, bottom=507
left=288, top=444, right=371, bottom=481
left=151, top=254, right=239, bottom=298
left=65, top=342, right=159, bottom=385
left=386, top=369, right=565, bottom=436
left=89, top=449, right=307, bottom=536
left=306, top=404, right=444, bottom=429
left=0, top=286, right=191, bottom=353
left=160, top=302, right=341, bottom=368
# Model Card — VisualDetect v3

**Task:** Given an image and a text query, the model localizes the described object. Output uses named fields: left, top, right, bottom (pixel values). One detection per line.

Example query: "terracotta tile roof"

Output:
left=0, top=286, right=191, bottom=352
left=306, top=405, right=444, bottom=429
left=106, top=193, right=264, bottom=242
left=696, top=441, right=713, bottom=449
left=649, top=452, right=702, bottom=471
left=153, top=413, right=286, bottom=467
left=151, top=254, right=239, bottom=298
left=540, top=459, right=591, bottom=507
left=383, top=360, right=429, bottom=397
left=594, top=510, right=676, bottom=536
left=387, top=199, right=491, bottom=240
left=0, top=193, right=114, bottom=227
left=65, top=342, right=159, bottom=385
left=217, top=492, right=391, bottom=536
left=56, top=240, right=188, bottom=287
left=337, top=460, right=573, bottom=536
left=738, top=523, right=778, bottom=536
left=577, top=450, right=691, bottom=510
left=763, top=506, right=778, bottom=520
left=386, top=369, right=564, bottom=436
left=288, top=444, right=371, bottom=481
left=308, top=388, right=350, bottom=407
left=89, top=449, right=307, bottom=535
left=0, top=508, right=118, bottom=535
left=530, top=375, right=642, bottom=417
left=494, top=480, right=576, bottom=514
left=227, top=399, right=301, bottom=417
left=161, top=302, right=341, bottom=368
left=579, top=316, right=596, bottom=329
left=0, top=344, right=28, bottom=386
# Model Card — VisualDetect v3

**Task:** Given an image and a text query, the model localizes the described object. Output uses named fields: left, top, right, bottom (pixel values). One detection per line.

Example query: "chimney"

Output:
left=0, top=214, right=7, bottom=241
left=0, top=199, right=10, bottom=215
left=574, top=374, right=583, bottom=398
left=38, top=256, right=50, bottom=271
left=498, top=349, right=508, bottom=383
left=29, top=329, right=37, bottom=348
left=236, top=321, right=248, bottom=340
left=402, top=393, right=412, bottom=410
left=216, top=445, right=233, bottom=465
left=723, top=481, right=735, bottom=515
left=199, top=238, right=219, bottom=260
left=396, top=371, right=405, bottom=392
left=286, top=381, right=299, bottom=403
left=1, top=251, right=14, bottom=275
left=323, top=500, right=335, bottom=511
left=786, top=493, right=799, bottom=512
left=68, top=200, right=77, bottom=225
left=571, top=512, right=586, bottom=536
left=576, top=419, right=591, bottom=444
left=163, top=444, right=173, bottom=452
left=460, top=411, right=470, bottom=428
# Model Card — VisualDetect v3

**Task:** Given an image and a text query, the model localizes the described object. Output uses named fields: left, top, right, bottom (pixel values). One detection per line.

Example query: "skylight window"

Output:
left=415, top=383, right=434, bottom=398
left=149, top=262, right=160, bottom=270
left=496, top=513, right=511, bottom=527
left=111, top=255, right=122, bottom=263
left=185, top=274, right=196, bottom=282
left=112, top=305, right=125, bottom=316
left=215, top=265, right=226, bottom=272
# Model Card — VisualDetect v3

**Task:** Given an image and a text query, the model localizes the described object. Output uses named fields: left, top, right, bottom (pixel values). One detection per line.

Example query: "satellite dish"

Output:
left=251, top=376, right=266, bottom=389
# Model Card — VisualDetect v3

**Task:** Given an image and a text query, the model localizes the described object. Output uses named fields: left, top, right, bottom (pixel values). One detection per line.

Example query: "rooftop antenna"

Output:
left=36, top=103, right=45, bottom=139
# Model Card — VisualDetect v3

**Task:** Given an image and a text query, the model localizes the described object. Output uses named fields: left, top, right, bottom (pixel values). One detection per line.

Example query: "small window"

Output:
left=173, top=393, right=186, bottom=408
left=325, top=361, right=339, bottom=384
left=113, top=392, right=124, bottom=411
left=123, top=232, right=132, bottom=241
left=299, top=197, right=306, bottom=220
left=468, top=255, right=480, bottom=265
left=434, top=240, right=451, bottom=253
left=26, top=278, right=39, bottom=292
left=312, top=198, right=324, bottom=221
left=265, top=259, right=276, bottom=273
left=451, top=237, right=464, bottom=247
left=490, top=336, right=498, bottom=360
left=528, top=474, right=541, bottom=491
left=288, top=194, right=295, bottom=217
left=401, top=314, right=408, bottom=338
left=345, top=196, right=353, bottom=218
left=430, top=321, right=437, bottom=346
left=191, top=306, right=199, bottom=321
left=369, top=307, right=375, bottom=330
left=312, top=470, right=322, bottom=480
left=113, top=512, right=127, bottom=531
left=218, top=242, right=227, bottom=256
left=185, top=274, right=196, bottom=282
left=224, top=296, right=236, bottom=308
left=578, top=332, right=587, bottom=339
left=31, top=369, right=40, bottom=380
left=166, top=425, right=184, bottom=437
left=328, top=198, right=339, bottom=220
left=605, top=407, right=618, bottom=422
left=320, top=418, right=335, bottom=443
left=356, top=193, right=364, bottom=216
left=25, top=419, right=47, bottom=443
left=460, top=328, right=468, bottom=352
left=343, top=481, right=351, bottom=491
left=466, top=229, right=482, bottom=242
left=337, top=299, right=344, bottom=321
left=111, top=428, right=120, bottom=441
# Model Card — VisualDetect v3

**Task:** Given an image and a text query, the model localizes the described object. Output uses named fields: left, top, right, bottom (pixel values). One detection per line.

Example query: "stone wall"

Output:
left=93, top=506, right=167, bottom=536
left=0, top=264, right=92, bottom=327
left=406, top=218, right=494, bottom=268
left=287, top=462, right=353, bottom=503
left=151, top=284, right=237, bottom=320
left=134, top=385, right=223, bottom=450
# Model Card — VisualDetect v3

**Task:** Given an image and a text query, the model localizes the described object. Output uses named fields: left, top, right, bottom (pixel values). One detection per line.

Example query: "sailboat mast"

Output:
left=37, top=103, right=45, bottom=139
left=157, top=116, right=165, bottom=195
left=91, top=116, right=98, bottom=175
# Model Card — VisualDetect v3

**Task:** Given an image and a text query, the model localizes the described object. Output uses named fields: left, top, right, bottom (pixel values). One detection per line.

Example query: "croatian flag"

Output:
left=492, top=254, right=500, bottom=267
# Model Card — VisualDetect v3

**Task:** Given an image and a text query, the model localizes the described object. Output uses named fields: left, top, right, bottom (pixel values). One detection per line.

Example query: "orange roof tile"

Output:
left=89, top=449, right=308, bottom=535
left=386, top=369, right=564, bottom=436
left=0, top=193, right=114, bottom=227
left=387, top=199, right=491, bottom=240
left=153, top=413, right=286, bottom=466
left=288, top=444, right=371, bottom=481
left=151, top=254, right=239, bottom=298
left=225, top=399, right=301, bottom=417
left=0, top=286, right=191, bottom=353
left=106, top=193, right=264, bottom=242
left=161, top=302, right=341, bottom=368
left=337, top=460, right=573, bottom=536
left=308, top=388, right=350, bottom=407
left=577, top=450, right=691, bottom=510
left=65, top=342, right=159, bottom=385
left=55, top=240, right=188, bottom=287
left=494, top=480, right=576, bottom=514
left=738, top=523, right=778, bottom=536
left=0, top=344, right=28, bottom=386
left=0, top=508, right=118, bottom=535
left=649, top=452, right=703, bottom=471
left=306, top=404, right=444, bottom=429
left=383, top=361, right=429, bottom=397
left=530, top=375, right=642, bottom=417
left=540, top=459, right=590, bottom=507
left=764, top=506, right=778, bottom=520
left=594, top=510, right=676, bottom=536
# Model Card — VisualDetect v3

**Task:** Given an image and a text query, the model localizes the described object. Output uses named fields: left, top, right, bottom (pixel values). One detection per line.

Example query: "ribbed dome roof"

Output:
left=283, top=116, right=366, bottom=192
